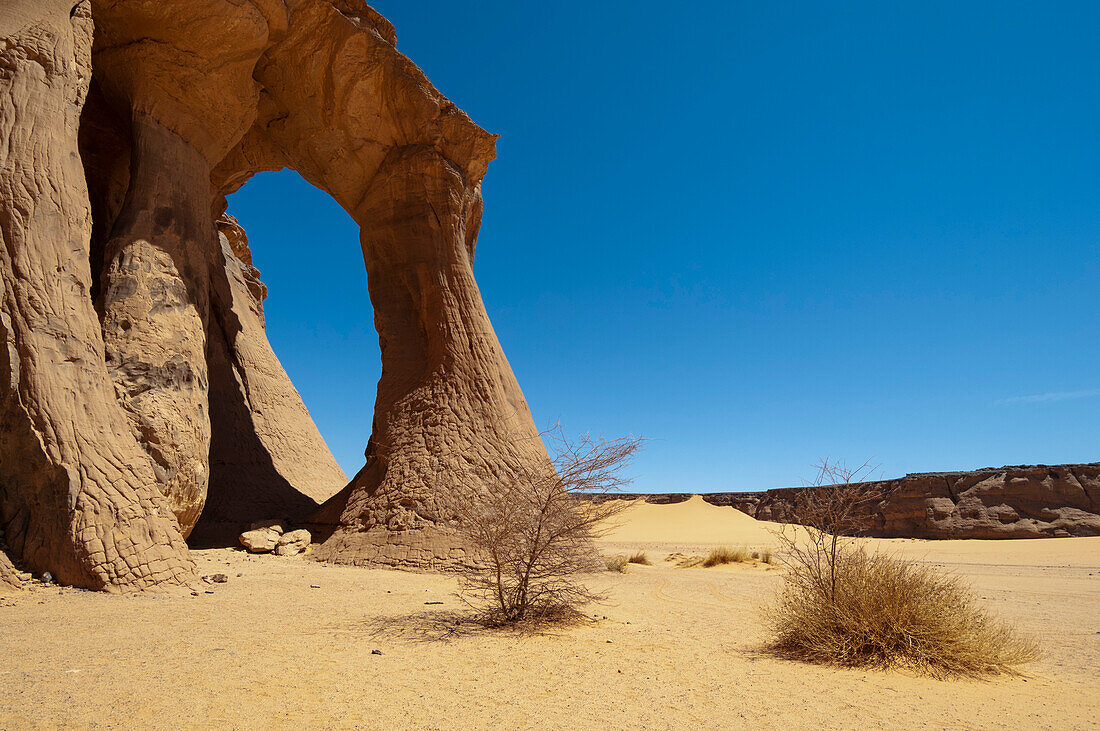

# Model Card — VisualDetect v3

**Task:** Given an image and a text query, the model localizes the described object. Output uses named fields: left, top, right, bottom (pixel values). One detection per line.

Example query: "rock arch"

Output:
left=0, top=0, right=548, bottom=589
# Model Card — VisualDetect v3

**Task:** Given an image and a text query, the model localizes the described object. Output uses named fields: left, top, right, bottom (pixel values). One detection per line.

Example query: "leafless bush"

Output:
left=774, top=458, right=887, bottom=600
left=451, top=427, right=643, bottom=626
left=627, top=550, right=651, bottom=565
left=769, top=459, right=1038, bottom=676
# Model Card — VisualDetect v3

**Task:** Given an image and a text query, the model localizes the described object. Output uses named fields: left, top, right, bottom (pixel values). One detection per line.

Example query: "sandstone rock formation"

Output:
left=238, top=524, right=309, bottom=555
left=1, top=0, right=196, bottom=590
left=12, top=1, right=1084, bottom=594
left=275, top=529, right=311, bottom=556
left=0, top=0, right=547, bottom=589
left=0, top=548, right=20, bottom=591
left=198, top=214, right=347, bottom=542
left=611, top=463, right=1100, bottom=539
left=240, top=528, right=281, bottom=554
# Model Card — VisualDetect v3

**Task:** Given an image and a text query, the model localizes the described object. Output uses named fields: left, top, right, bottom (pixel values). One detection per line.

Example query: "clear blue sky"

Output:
left=227, top=1, right=1099, bottom=492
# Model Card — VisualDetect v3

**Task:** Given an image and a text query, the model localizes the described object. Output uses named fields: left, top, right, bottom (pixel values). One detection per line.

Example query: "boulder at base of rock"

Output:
left=275, top=529, right=311, bottom=556
left=248, top=520, right=286, bottom=535
left=239, top=528, right=280, bottom=553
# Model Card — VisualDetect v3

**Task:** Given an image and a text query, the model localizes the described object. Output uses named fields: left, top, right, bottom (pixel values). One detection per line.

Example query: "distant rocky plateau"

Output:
left=603, top=463, right=1100, bottom=539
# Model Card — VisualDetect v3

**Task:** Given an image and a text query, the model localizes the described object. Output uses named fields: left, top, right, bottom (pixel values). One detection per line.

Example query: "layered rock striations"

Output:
left=1, top=0, right=545, bottom=589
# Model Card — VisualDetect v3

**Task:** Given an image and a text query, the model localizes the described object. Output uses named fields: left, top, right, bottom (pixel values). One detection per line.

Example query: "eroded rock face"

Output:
left=88, top=0, right=285, bottom=539
left=0, top=0, right=196, bottom=590
left=199, top=213, right=347, bottom=538
left=0, top=0, right=549, bottom=587
left=0, top=542, right=20, bottom=591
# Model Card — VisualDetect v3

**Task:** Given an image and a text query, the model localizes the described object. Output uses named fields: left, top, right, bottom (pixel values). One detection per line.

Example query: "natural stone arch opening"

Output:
left=187, top=169, right=376, bottom=548
left=209, top=142, right=551, bottom=569
left=225, top=170, right=378, bottom=471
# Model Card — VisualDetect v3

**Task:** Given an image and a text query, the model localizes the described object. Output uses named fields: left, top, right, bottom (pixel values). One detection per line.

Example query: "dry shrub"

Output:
left=452, top=427, right=643, bottom=625
left=768, top=547, right=1038, bottom=676
left=703, top=545, right=751, bottom=567
left=751, top=548, right=776, bottom=564
left=605, top=555, right=629, bottom=573
left=627, top=551, right=651, bottom=565
left=770, top=458, right=1038, bottom=676
left=667, top=549, right=759, bottom=568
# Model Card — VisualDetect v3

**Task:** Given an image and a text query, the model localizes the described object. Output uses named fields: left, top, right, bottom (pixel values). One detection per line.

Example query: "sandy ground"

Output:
left=1, top=496, right=1097, bottom=729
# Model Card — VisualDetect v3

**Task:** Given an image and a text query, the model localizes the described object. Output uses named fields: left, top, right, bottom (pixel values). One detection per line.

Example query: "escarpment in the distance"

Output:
left=599, top=463, right=1100, bottom=539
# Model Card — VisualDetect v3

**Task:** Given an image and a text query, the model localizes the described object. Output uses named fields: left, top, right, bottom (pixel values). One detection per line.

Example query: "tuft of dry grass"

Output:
left=605, top=555, right=629, bottom=573
left=760, top=547, right=773, bottom=564
left=703, top=545, right=751, bottom=567
left=766, top=547, right=1039, bottom=677
left=666, top=552, right=703, bottom=568
left=627, top=551, right=652, bottom=565
left=666, top=548, right=769, bottom=568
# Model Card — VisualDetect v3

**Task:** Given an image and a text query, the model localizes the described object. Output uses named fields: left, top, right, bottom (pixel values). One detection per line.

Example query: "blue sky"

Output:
left=227, top=1, right=1099, bottom=492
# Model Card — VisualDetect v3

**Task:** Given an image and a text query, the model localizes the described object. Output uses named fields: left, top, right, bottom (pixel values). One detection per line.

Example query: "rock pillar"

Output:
left=0, top=0, right=194, bottom=589
left=98, top=114, right=214, bottom=536
left=312, top=146, right=547, bottom=568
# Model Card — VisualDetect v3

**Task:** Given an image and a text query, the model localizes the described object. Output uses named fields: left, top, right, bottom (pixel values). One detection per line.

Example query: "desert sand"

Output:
left=1, top=496, right=1097, bottom=729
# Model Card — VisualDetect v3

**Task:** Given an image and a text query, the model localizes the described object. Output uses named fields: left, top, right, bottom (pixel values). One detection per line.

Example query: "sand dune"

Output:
left=601, top=495, right=782, bottom=545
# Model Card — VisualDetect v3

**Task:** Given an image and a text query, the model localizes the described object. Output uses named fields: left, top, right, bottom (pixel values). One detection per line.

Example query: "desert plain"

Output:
left=1, top=496, right=1096, bottom=730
